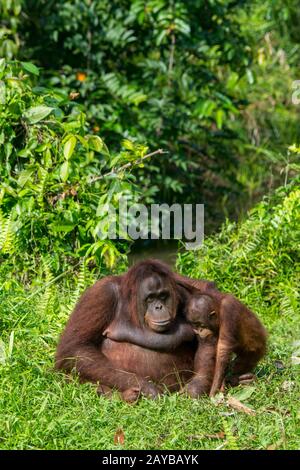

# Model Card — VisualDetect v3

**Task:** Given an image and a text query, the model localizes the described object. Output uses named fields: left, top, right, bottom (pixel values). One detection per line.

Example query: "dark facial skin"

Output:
left=139, top=275, right=175, bottom=333
left=185, top=295, right=219, bottom=335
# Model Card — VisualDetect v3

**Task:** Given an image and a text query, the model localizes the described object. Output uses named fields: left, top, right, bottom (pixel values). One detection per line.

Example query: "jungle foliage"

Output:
left=0, top=59, right=150, bottom=273
left=4, top=0, right=300, bottom=226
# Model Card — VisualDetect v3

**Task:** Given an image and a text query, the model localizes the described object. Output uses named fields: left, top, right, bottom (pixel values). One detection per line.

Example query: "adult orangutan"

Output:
left=55, top=259, right=216, bottom=401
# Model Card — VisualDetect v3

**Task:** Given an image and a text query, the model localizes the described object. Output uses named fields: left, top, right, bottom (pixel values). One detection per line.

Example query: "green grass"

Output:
left=0, top=282, right=299, bottom=450
left=0, top=178, right=299, bottom=450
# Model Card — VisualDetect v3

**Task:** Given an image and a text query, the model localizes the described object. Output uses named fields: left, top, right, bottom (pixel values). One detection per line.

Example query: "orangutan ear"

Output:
left=209, top=310, right=216, bottom=316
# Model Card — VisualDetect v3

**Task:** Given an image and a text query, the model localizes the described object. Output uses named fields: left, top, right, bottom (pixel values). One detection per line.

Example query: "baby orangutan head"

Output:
left=185, top=294, right=219, bottom=337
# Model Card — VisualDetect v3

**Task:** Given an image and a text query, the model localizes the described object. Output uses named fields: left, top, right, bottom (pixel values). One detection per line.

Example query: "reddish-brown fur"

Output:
left=55, top=260, right=208, bottom=399
left=175, top=274, right=267, bottom=396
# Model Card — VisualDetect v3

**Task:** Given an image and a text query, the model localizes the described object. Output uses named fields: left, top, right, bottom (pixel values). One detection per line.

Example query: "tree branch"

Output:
left=90, top=148, right=168, bottom=183
left=168, top=33, right=176, bottom=85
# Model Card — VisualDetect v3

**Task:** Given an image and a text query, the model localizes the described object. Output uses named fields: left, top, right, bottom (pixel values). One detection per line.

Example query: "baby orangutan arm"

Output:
left=183, top=332, right=217, bottom=397
left=103, top=320, right=195, bottom=351
left=209, top=296, right=240, bottom=397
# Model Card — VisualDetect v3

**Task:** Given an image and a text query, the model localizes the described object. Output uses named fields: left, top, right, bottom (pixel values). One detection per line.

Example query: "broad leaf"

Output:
left=24, top=106, right=54, bottom=124
left=17, top=169, right=34, bottom=188
left=60, top=161, right=69, bottom=182
left=88, top=135, right=104, bottom=153
left=51, top=223, right=76, bottom=233
left=21, top=61, right=40, bottom=76
left=0, top=58, right=5, bottom=73
left=230, top=386, right=256, bottom=402
left=64, top=135, right=77, bottom=160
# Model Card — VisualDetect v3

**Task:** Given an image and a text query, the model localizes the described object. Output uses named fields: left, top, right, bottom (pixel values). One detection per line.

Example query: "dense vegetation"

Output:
left=0, top=59, right=154, bottom=272
left=1, top=0, right=299, bottom=225
left=0, top=0, right=299, bottom=450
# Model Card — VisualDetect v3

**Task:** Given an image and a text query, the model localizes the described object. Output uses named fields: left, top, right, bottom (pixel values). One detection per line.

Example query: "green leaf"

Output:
left=21, top=61, right=40, bottom=76
left=63, top=135, right=77, bottom=160
left=88, top=135, right=104, bottom=153
left=0, top=81, right=6, bottom=104
left=8, top=331, right=14, bottom=358
left=216, top=109, right=224, bottom=129
left=62, top=121, right=82, bottom=132
left=51, top=223, right=76, bottom=233
left=0, top=58, right=5, bottom=73
left=0, top=340, right=6, bottom=365
left=24, top=106, right=54, bottom=124
left=246, top=68, right=254, bottom=85
left=230, top=386, right=256, bottom=402
left=110, top=155, right=123, bottom=167
left=122, top=139, right=134, bottom=150
left=60, top=161, right=69, bottom=182
left=196, top=99, right=216, bottom=118
left=17, top=169, right=34, bottom=188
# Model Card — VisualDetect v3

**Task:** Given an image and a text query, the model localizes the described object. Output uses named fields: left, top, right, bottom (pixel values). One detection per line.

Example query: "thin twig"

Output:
left=90, top=148, right=168, bottom=183
left=168, top=33, right=176, bottom=85
left=168, top=34, right=176, bottom=73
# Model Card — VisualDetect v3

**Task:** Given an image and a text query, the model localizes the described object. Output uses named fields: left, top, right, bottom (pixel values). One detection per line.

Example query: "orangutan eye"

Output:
left=194, top=321, right=204, bottom=328
left=159, top=290, right=169, bottom=301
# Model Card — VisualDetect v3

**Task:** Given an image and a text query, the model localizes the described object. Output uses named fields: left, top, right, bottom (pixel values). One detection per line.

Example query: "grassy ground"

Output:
left=0, top=280, right=299, bottom=450
left=0, top=180, right=299, bottom=450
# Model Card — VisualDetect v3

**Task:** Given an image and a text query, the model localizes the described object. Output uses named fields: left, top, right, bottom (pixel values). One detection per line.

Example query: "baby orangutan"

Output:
left=185, top=293, right=267, bottom=396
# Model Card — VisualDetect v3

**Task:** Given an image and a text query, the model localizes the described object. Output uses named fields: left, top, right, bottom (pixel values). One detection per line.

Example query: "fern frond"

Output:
left=0, top=209, right=14, bottom=254
left=36, top=256, right=55, bottom=316
left=61, top=260, right=89, bottom=316
left=36, top=166, right=48, bottom=205
left=222, top=418, right=239, bottom=450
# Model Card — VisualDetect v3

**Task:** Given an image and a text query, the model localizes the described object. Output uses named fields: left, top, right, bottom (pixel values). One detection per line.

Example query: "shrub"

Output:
left=0, top=59, right=149, bottom=274
left=18, top=0, right=252, bottom=224
left=177, top=175, right=300, bottom=317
